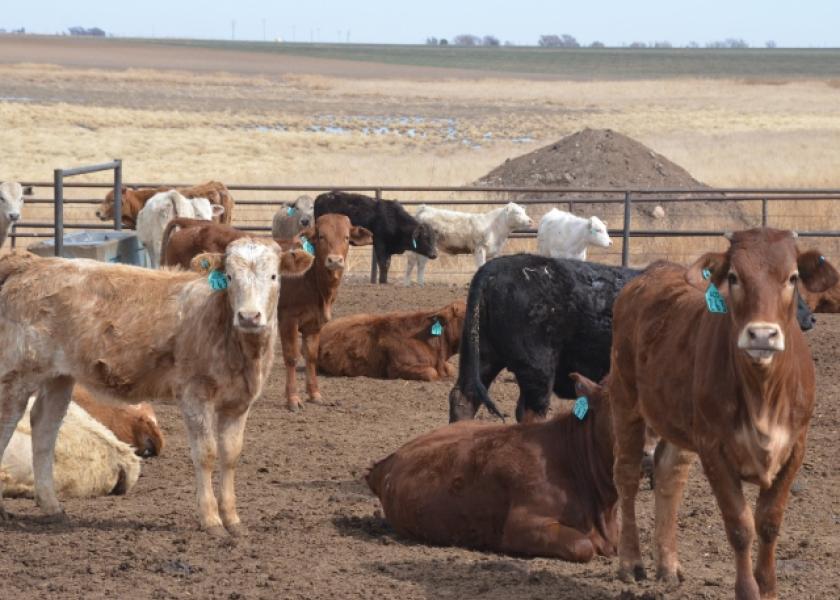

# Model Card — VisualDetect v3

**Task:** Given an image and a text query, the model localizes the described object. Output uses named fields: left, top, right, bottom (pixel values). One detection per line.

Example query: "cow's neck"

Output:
left=310, top=262, right=342, bottom=317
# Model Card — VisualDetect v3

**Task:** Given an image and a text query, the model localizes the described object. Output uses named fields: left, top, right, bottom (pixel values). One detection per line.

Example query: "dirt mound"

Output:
left=477, top=128, right=708, bottom=191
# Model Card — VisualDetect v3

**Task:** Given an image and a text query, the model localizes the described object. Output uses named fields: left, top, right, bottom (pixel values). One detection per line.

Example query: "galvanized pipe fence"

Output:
left=11, top=172, right=840, bottom=273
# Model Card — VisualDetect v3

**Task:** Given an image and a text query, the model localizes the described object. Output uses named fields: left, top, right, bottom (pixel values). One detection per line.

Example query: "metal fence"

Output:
left=11, top=174, right=840, bottom=277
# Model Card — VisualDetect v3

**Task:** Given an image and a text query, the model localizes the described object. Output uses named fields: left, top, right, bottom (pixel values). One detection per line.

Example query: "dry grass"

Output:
left=3, top=62, right=840, bottom=277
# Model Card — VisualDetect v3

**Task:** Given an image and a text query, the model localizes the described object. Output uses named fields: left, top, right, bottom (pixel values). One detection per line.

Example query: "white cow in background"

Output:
left=537, top=208, right=612, bottom=260
left=405, top=202, right=533, bottom=286
left=1, top=397, right=141, bottom=499
left=136, top=190, right=224, bottom=268
left=0, top=181, right=26, bottom=249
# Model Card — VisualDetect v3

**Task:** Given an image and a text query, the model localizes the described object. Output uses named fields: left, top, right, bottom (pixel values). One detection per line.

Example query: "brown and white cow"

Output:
left=0, top=240, right=313, bottom=536
left=318, top=300, right=466, bottom=381
left=278, top=214, right=373, bottom=410
left=97, top=181, right=234, bottom=228
left=367, top=373, right=617, bottom=561
left=161, top=218, right=249, bottom=269
left=609, top=228, right=838, bottom=599
left=70, top=385, right=164, bottom=458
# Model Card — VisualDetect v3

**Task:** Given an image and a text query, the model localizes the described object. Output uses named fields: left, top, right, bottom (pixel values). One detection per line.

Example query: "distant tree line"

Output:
left=425, top=34, right=780, bottom=49
left=0, top=27, right=26, bottom=34
left=68, top=26, right=107, bottom=37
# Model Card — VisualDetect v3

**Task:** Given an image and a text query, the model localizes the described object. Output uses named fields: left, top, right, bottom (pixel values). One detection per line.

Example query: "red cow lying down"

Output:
left=366, top=373, right=617, bottom=561
left=318, top=300, right=467, bottom=381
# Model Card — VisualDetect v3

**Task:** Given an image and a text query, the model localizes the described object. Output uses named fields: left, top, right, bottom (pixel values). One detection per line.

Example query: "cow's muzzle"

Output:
left=8, top=213, right=20, bottom=222
left=325, top=255, right=345, bottom=271
left=738, top=322, right=785, bottom=364
left=236, top=310, right=265, bottom=330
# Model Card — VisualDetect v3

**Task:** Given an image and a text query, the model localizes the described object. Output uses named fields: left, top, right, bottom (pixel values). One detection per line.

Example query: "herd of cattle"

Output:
left=1, top=178, right=840, bottom=598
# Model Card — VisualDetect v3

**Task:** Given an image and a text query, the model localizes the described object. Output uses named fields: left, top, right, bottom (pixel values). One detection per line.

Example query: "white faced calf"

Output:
left=0, top=181, right=25, bottom=249
left=537, top=208, right=612, bottom=261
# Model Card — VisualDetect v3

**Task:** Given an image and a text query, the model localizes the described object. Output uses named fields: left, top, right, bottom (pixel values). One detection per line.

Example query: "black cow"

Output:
left=314, top=191, right=437, bottom=283
left=449, top=254, right=816, bottom=423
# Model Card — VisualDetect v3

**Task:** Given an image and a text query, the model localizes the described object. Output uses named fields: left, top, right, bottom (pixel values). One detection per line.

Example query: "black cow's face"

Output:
left=413, top=223, right=438, bottom=259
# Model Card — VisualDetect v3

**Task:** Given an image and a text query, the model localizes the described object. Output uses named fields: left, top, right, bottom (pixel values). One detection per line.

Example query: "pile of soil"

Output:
left=477, top=128, right=709, bottom=191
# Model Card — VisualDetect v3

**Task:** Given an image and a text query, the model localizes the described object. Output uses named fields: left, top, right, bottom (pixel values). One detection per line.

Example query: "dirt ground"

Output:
left=0, top=279, right=837, bottom=600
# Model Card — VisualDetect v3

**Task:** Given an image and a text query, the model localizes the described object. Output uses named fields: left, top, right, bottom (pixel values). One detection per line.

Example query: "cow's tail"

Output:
left=160, top=218, right=192, bottom=265
left=448, top=264, right=505, bottom=422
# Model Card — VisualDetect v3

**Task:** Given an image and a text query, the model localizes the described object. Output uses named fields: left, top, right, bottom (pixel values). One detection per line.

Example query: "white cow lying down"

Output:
left=537, top=208, right=612, bottom=260
left=136, top=189, right=225, bottom=268
left=405, top=202, right=532, bottom=285
left=0, top=398, right=141, bottom=499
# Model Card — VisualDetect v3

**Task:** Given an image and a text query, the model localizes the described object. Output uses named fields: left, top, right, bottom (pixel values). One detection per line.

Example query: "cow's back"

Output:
left=318, top=314, right=383, bottom=376
left=314, top=192, right=378, bottom=231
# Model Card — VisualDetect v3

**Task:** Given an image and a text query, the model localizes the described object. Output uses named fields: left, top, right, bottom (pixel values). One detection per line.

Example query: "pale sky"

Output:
left=2, top=0, right=838, bottom=47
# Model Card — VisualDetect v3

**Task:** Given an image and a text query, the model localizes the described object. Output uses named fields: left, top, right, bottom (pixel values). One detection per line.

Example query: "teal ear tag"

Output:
left=286, top=206, right=296, bottom=216
left=200, top=258, right=210, bottom=270
left=705, top=282, right=727, bottom=313
left=430, top=319, right=443, bottom=336
left=701, top=268, right=711, bottom=280
left=411, top=238, right=418, bottom=250
left=300, top=235, right=315, bottom=255
left=208, top=270, right=228, bottom=291
left=573, top=396, right=589, bottom=421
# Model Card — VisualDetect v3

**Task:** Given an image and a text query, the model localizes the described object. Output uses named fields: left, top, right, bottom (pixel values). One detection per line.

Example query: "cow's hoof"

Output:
left=39, top=510, right=68, bottom=525
left=309, top=392, right=323, bottom=404
left=618, top=563, right=647, bottom=582
left=287, top=397, right=303, bottom=412
left=0, top=507, right=10, bottom=522
left=226, top=522, right=248, bottom=538
left=656, top=566, right=684, bottom=586
left=204, top=525, right=229, bottom=539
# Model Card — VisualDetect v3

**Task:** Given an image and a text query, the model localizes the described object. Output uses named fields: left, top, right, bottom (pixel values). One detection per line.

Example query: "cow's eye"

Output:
left=727, top=272, right=739, bottom=286
left=789, top=273, right=798, bottom=285
left=271, top=273, right=277, bottom=281
left=226, top=274, right=232, bottom=282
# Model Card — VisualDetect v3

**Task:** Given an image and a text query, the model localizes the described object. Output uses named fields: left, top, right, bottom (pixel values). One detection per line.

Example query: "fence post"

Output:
left=761, top=198, right=768, bottom=227
left=621, top=191, right=631, bottom=267
left=113, top=158, right=123, bottom=231
left=370, top=189, right=381, bottom=284
left=54, top=169, right=64, bottom=257
left=568, top=199, right=575, bottom=213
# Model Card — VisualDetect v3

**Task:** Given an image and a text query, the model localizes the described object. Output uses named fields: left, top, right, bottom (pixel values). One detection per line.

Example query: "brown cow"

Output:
left=70, top=385, right=164, bottom=458
left=609, top=228, right=838, bottom=599
left=97, top=181, right=234, bottom=228
left=278, top=214, right=373, bottom=410
left=0, top=240, right=313, bottom=536
left=161, top=218, right=249, bottom=269
left=367, top=373, right=617, bottom=561
left=318, top=300, right=466, bottom=381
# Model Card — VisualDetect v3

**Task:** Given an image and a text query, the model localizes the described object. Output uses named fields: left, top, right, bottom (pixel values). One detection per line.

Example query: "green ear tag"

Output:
left=430, top=319, right=443, bottom=336
left=705, top=283, right=727, bottom=313
left=286, top=206, right=296, bottom=216
left=411, top=238, right=418, bottom=250
left=208, top=270, right=228, bottom=291
left=300, top=235, right=315, bottom=255
left=573, top=396, right=589, bottom=421
left=701, top=268, right=711, bottom=280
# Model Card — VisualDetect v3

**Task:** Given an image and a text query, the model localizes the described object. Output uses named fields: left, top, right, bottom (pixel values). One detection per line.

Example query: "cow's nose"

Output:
left=325, top=255, right=345, bottom=270
left=746, top=324, right=784, bottom=350
left=300, top=217, right=311, bottom=227
left=8, top=213, right=19, bottom=222
left=237, top=311, right=262, bottom=328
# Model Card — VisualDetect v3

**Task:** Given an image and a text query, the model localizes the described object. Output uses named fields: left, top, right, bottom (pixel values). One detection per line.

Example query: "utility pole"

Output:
left=262, top=18, right=266, bottom=41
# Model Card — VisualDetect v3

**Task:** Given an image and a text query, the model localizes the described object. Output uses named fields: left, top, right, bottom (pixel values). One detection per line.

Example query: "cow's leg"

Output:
left=416, top=255, right=429, bottom=287
left=653, top=441, right=694, bottom=584
left=30, top=376, right=73, bottom=520
left=610, top=385, right=647, bottom=582
left=700, top=451, right=759, bottom=600
left=301, top=331, right=322, bottom=402
left=474, top=247, right=487, bottom=268
left=279, top=318, right=302, bottom=410
left=511, top=366, right=553, bottom=423
left=404, top=252, right=416, bottom=286
left=753, top=433, right=805, bottom=599
left=217, top=405, right=251, bottom=537
left=180, top=392, right=224, bottom=536
left=377, top=255, right=391, bottom=284
left=501, top=506, right=595, bottom=562
left=0, top=381, right=34, bottom=519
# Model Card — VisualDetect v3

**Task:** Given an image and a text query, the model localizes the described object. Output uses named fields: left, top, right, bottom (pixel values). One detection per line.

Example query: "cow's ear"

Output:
left=279, top=249, right=314, bottom=277
left=685, top=252, right=728, bottom=291
left=350, top=226, right=374, bottom=246
left=298, top=226, right=316, bottom=241
left=798, top=250, right=839, bottom=293
left=569, top=372, right=600, bottom=397
left=211, top=204, right=225, bottom=217
left=191, top=252, right=225, bottom=274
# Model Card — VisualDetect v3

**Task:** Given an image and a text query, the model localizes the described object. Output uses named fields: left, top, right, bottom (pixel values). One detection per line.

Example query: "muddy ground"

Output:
left=0, top=280, right=838, bottom=600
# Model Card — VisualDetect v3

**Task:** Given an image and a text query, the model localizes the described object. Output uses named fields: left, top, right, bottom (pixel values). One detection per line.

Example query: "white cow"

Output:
left=0, top=181, right=25, bottom=249
left=405, top=202, right=533, bottom=286
left=536, top=208, right=612, bottom=260
left=136, top=190, right=225, bottom=268
left=1, top=397, right=141, bottom=499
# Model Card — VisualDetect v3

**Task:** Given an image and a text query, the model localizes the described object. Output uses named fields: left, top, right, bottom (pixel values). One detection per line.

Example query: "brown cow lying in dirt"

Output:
left=278, top=214, right=373, bottom=410
left=318, top=300, right=466, bottom=380
left=97, top=181, right=234, bottom=227
left=367, top=373, right=617, bottom=561
left=71, top=386, right=164, bottom=458
left=609, top=228, right=837, bottom=599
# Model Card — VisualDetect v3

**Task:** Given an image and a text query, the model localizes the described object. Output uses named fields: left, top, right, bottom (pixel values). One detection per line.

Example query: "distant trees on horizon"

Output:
left=424, top=34, right=787, bottom=49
